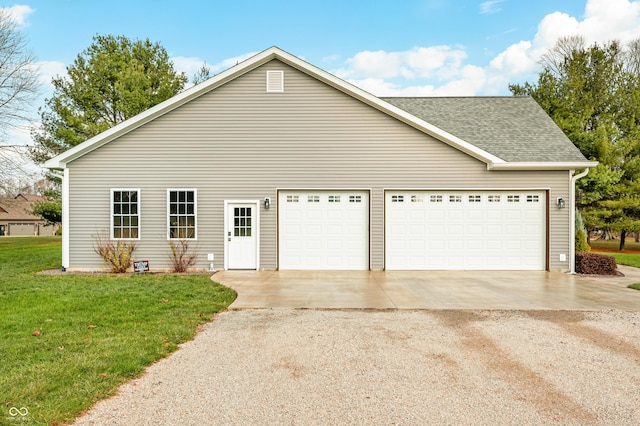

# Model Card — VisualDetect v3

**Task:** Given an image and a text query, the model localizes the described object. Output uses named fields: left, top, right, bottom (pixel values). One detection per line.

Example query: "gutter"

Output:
left=488, top=161, right=598, bottom=171
left=569, top=168, right=590, bottom=274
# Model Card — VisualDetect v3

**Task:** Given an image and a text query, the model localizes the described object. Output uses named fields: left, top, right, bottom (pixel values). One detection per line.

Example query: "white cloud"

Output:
left=479, top=1, right=504, bottom=15
left=489, top=40, right=535, bottom=75
left=336, top=46, right=467, bottom=81
left=171, top=56, right=205, bottom=79
left=335, top=0, right=640, bottom=96
left=0, top=5, right=35, bottom=26
left=35, top=60, right=66, bottom=85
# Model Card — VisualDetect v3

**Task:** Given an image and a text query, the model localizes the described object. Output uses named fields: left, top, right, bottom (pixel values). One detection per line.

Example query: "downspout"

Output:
left=569, top=168, right=589, bottom=274
left=62, top=168, right=70, bottom=271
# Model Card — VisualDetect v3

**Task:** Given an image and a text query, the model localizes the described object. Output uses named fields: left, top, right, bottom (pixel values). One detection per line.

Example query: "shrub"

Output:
left=575, top=252, right=617, bottom=275
left=575, top=228, right=590, bottom=253
left=93, top=232, right=136, bottom=273
left=168, top=240, right=198, bottom=272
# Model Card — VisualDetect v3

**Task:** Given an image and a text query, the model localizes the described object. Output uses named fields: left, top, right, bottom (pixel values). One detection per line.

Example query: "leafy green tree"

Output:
left=30, top=190, right=62, bottom=225
left=30, top=34, right=187, bottom=164
left=510, top=36, right=640, bottom=249
left=192, top=62, right=212, bottom=85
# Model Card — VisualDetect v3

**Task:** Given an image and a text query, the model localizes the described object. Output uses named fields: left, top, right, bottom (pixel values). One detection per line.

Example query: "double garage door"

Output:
left=278, top=190, right=546, bottom=271
left=385, top=191, right=546, bottom=270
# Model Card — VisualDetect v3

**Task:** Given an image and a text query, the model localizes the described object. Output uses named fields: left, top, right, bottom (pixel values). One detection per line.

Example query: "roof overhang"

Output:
left=44, top=46, right=507, bottom=169
left=487, top=161, right=599, bottom=171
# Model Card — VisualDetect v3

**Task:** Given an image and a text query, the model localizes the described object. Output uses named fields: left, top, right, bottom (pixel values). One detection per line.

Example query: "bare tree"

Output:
left=539, top=35, right=586, bottom=77
left=624, top=37, right=640, bottom=75
left=0, top=9, right=39, bottom=133
left=0, top=8, right=40, bottom=190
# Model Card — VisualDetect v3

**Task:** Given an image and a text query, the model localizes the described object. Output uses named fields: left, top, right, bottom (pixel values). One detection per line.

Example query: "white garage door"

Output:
left=279, top=191, right=369, bottom=270
left=385, top=191, right=546, bottom=270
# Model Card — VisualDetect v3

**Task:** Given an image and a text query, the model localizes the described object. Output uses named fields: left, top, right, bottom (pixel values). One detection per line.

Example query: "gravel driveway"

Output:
left=75, top=309, right=640, bottom=425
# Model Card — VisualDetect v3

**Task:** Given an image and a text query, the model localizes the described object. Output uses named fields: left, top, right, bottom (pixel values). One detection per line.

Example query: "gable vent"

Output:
left=266, top=70, right=284, bottom=92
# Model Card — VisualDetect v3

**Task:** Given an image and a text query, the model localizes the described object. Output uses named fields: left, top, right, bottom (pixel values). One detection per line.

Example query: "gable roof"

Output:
left=0, top=194, right=45, bottom=221
left=382, top=97, right=589, bottom=163
left=44, top=46, right=596, bottom=171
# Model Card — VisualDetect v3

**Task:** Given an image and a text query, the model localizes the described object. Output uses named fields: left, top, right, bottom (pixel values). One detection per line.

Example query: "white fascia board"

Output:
left=44, top=46, right=504, bottom=168
left=487, top=161, right=599, bottom=171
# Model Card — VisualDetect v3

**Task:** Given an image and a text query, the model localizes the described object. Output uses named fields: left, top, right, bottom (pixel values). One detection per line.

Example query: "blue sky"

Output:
left=3, top=0, right=640, bottom=172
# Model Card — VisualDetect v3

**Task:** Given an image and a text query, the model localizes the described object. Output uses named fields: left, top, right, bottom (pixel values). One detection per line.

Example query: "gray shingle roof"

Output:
left=381, top=96, right=588, bottom=163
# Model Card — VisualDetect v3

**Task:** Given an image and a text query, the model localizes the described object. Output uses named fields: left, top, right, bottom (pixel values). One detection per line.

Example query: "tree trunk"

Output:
left=635, top=231, right=639, bottom=243
left=619, top=230, right=627, bottom=251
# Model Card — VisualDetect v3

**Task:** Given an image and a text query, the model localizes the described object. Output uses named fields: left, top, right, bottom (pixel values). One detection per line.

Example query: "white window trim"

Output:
left=166, top=188, right=198, bottom=240
left=110, top=188, right=141, bottom=240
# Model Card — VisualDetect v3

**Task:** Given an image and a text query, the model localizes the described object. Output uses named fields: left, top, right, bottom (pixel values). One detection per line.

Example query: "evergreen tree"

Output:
left=30, top=34, right=187, bottom=164
left=510, top=36, right=640, bottom=249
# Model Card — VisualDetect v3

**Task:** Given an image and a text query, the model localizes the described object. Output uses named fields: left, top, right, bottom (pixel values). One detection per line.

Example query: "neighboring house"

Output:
left=0, top=194, right=57, bottom=237
left=45, top=47, right=596, bottom=273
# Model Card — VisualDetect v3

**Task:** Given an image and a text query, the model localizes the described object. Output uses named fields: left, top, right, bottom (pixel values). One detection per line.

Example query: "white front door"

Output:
left=227, top=202, right=258, bottom=269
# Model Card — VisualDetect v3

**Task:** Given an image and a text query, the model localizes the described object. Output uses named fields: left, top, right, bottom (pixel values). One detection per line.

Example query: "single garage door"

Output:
left=279, top=191, right=369, bottom=270
left=385, top=191, right=546, bottom=270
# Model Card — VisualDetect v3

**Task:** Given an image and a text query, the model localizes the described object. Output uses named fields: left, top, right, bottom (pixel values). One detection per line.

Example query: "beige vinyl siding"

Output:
left=66, top=59, right=572, bottom=271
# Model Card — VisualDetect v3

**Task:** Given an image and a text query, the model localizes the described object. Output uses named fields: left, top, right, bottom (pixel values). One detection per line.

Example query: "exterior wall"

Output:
left=65, top=59, right=572, bottom=271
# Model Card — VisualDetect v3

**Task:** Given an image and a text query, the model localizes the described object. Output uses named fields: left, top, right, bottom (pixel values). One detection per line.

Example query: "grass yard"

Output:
left=588, top=238, right=640, bottom=253
left=0, top=237, right=236, bottom=424
left=588, top=239, right=640, bottom=290
left=589, top=239, right=640, bottom=268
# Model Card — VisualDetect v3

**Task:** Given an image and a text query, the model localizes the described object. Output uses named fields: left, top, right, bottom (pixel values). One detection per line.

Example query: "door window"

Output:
left=234, top=207, right=252, bottom=237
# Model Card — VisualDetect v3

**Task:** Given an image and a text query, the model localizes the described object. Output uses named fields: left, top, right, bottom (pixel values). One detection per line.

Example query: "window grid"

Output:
left=527, top=195, right=540, bottom=203
left=328, top=195, right=341, bottom=203
left=391, top=195, right=404, bottom=203
left=307, top=195, right=320, bottom=203
left=349, top=195, right=362, bottom=203
left=168, top=190, right=196, bottom=239
left=112, top=190, right=139, bottom=239
left=286, top=195, right=299, bottom=203
left=234, top=207, right=252, bottom=237
left=411, top=195, right=424, bottom=203
left=449, top=195, right=462, bottom=203
left=488, top=195, right=501, bottom=203
left=508, top=195, right=520, bottom=203
left=430, top=195, right=443, bottom=203
left=469, top=195, right=481, bottom=203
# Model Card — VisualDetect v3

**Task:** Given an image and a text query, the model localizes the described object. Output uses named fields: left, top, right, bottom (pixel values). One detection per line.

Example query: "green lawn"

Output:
left=589, top=239, right=640, bottom=268
left=594, top=252, right=640, bottom=268
left=0, top=237, right=236, bottom=424
left=588, top=239, right=640, bottom=290
left=589, top=238, right=640, bottom=252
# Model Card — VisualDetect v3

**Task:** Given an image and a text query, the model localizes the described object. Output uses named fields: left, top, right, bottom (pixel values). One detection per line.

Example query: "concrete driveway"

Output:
left=214, top=267, right=640, bottom=310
